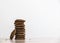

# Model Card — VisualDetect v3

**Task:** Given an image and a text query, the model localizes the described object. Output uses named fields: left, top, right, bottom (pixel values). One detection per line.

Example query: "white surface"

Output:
left=0, top=38, right=60, bottom=43
left=0, top=0, right=60, bottom=39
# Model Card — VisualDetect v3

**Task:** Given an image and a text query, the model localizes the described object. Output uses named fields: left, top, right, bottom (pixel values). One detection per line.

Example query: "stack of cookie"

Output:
left=15, top=19, right=25, bottom=40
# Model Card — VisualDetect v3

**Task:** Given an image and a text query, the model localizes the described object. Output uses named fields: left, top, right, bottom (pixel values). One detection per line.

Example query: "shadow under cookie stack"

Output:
left=15, top=19, right=25, bottom=40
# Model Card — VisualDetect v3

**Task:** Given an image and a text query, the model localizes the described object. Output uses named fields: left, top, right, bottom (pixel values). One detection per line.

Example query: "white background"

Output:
left=0, top=0, right=60, bottom=39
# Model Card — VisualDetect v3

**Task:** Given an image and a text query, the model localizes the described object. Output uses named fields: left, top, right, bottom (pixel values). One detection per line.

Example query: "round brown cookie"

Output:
left=10, top=29, right=16, bottom=40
